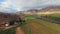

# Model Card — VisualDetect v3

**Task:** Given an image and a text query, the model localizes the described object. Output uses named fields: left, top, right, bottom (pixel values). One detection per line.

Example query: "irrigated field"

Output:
left=1, top=14, right=60, bottom=34
left=39, top=14, right=60, bottom=19
left=37, top=14, right=60, bottom=22
left=21, top=15, right=60, bottom=34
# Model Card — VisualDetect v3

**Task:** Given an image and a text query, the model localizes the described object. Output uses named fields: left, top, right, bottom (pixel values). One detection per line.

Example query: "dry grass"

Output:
left=21, top=18, right=60, bottom=34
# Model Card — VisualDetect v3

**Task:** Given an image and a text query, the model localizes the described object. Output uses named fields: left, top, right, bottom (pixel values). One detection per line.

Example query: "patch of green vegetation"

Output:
left=48, top=14, right=60, bottom=18
left=24, top=15, right=35, bottom=19
left=0, top=27, right=16, bottom=34
left=33, top=19, right=60, bottom=31
left=9, top=19, right=15, bottom=25
left=0, top=15, right=27, bottom=34
left=39, top=14, right=60, bottom=18
left=0, top=20, right=26, bottom=34
left=21, top=15, right=60, bottom=34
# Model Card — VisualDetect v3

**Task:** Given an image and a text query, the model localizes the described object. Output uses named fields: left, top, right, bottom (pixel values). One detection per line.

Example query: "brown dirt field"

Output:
left=16, top=27, right=24, bottom=34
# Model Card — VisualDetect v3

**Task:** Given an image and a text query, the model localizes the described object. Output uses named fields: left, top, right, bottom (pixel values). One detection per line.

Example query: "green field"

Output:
left=1, top=14, right=60, bottom=34
left=0, top=27, right=16, bottom=34
left=21, top=18, right=60, bottom=34
left=21, top=15, right=60, bottom=34
left=39, top=14, right=60, bottom=18
left=24, top=15, right=35, bottom=19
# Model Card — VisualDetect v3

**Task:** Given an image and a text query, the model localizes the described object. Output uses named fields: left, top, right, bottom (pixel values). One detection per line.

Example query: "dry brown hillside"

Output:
left=17, top=6, right=60, bottom=14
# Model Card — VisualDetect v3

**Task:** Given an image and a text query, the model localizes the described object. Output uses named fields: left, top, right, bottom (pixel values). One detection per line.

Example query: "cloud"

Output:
left=9, top=0, right=60, bottom=11
left=0, top=0, right=18, bottom=13
left=0, top=0, right=60, bottom=13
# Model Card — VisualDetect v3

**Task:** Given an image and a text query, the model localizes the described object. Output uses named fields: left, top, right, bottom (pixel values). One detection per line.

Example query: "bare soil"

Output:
left=16, top=27, right=24, bottom=34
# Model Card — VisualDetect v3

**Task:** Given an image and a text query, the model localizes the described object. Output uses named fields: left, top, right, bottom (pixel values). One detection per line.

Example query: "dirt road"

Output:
left=16, top=27, right=24, bottom=34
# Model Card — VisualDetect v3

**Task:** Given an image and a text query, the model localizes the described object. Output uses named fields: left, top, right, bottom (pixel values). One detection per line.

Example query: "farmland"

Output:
left=21, top=14, right=60, bottom=34
left=39, top=14, right=60, bottom=18
left=0, top=14, right=60, bottom=34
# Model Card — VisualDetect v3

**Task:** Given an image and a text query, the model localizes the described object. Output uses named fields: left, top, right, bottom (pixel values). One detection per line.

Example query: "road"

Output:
left=16, top=27, right=24, bottom=34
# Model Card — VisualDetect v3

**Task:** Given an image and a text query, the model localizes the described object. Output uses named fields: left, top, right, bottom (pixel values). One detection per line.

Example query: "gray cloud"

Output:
left=0, top=0, right=60, bottom=13
left=10, top=0, right=60, bottom=11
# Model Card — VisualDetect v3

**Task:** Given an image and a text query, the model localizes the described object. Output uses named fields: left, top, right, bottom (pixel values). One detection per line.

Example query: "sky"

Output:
left=0, top=0, right=60, bottom=13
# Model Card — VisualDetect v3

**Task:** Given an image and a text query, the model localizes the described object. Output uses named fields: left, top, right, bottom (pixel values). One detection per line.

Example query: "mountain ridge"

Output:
left=16, top=6, right=60, bottom=14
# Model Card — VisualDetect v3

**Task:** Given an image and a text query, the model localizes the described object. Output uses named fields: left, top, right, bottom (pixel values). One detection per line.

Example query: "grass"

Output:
left=34, top=19, right=60, bottom=31
left=21, top=18, right=60, bottom=34
left=0, top=19, right=27, bottom=34
left=1, top=14, right=60, bottom=34
left=38, top=14, right=60, bottom=18
left=48, top=14, right=60, bottom=18
left=0, top=27, right=16, bottom=34
left=24, top=15, right=35, bottom=19
left=0, top=21, right=27, bottom=34
left=21, top=15, right=60, bottom=34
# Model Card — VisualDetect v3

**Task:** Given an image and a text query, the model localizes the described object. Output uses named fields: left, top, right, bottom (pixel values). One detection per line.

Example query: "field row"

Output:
left=21, top=18, right=60, bottom=34
left=38, top=14, right=60, bottom=21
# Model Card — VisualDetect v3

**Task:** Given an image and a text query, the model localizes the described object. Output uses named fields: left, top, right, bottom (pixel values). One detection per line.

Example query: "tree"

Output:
left=9, top=19, right=15, bottom=25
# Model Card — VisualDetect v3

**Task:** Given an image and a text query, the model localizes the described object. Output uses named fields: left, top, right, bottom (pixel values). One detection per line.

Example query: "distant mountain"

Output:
left=16, top=6, right=60, bottom=14
left=37, top=6, right=60, bottom=14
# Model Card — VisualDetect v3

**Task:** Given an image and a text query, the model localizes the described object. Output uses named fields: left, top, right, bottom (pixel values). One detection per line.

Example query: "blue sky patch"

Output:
left=9, top=4, right=16, bottom=10
left=0, top=0, right=6, bottom=2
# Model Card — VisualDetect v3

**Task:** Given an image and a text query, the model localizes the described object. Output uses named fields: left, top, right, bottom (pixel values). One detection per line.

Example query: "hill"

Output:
left=16, top=6, right=60, bottom=14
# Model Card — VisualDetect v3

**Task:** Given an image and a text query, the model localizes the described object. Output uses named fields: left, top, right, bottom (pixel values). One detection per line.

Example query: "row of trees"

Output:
left=9, top=18, right=26, bottom=25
